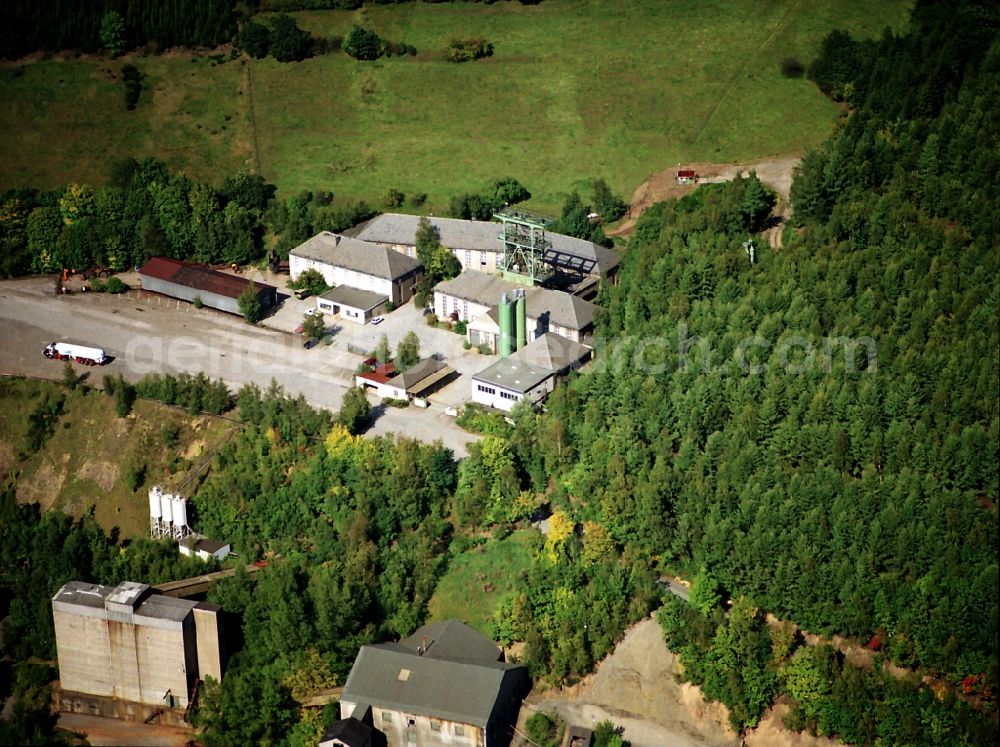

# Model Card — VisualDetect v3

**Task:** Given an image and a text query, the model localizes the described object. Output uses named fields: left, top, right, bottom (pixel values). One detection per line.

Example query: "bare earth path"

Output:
left=521, top=615, right=839, bottom=747
left=609, top=155, right=801, bottom=248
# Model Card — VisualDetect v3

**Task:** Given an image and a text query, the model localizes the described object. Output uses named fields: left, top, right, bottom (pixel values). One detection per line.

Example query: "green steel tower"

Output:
left=495, top=207, right=554, bottom=287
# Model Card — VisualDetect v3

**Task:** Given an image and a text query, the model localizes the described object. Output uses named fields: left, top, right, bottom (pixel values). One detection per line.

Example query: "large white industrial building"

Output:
left=345, top=213, right=619, bottom=292
left=289, top=231, right=423, bottom=307
left=433, top=271, right=596, bottom=347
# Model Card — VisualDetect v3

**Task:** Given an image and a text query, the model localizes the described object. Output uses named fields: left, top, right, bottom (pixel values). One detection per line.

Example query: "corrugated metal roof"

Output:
left=290, top=232, right=421, bottom=281
left=396, top=358, right=451, bottom=391
left=139, top=257, right=275, bottom=300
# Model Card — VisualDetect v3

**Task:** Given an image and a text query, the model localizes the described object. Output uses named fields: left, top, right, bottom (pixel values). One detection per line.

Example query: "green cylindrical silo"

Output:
left=499, top=293, right=513, bottom=357
left=515, top=289, right=526, bottom=350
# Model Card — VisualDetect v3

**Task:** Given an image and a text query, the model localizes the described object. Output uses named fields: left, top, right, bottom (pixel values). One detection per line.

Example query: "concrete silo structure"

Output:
left=170, top=495, right=189, bottom=540
left=149, top=487, right=192, bottom=541
left=160, top=490, right=174, bottom=528
left=52, top=581, right=226, bottom=723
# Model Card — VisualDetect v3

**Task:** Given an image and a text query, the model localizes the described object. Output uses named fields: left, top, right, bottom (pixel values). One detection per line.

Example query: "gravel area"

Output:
left=0, top=275, right=482, bottom=456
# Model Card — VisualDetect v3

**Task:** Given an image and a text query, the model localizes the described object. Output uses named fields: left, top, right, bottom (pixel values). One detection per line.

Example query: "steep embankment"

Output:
left=526, top=615, right=838, bottom=747
left=0, top=377, right=235, bottom=538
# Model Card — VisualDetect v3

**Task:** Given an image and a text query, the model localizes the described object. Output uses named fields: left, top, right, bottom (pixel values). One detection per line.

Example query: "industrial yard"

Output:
left=0, top=273, right=482, bottom=457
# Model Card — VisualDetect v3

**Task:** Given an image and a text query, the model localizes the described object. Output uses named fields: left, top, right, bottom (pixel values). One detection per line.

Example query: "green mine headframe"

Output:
left=499, top=292, right=514, bottom=358
left=495, top=207, right=554, bottom=287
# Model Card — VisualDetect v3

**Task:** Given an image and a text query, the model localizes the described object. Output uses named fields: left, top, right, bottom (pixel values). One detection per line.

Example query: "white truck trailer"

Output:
left=43, top=342, right=108, bottom=366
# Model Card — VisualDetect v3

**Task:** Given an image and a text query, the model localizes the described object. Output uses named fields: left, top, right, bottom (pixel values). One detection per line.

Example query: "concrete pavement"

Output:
left=0, top=276, right=481, bottom=456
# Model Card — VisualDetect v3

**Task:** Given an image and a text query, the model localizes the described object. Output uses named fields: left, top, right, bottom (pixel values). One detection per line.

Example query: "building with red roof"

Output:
left=138, top=257, right=277, bottom=316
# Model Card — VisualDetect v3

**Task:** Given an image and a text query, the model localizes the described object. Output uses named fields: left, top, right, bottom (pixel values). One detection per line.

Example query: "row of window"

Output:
left=500, top=391, right=518, bottom=401
left=477, top=384, right=496, bottom=395
left=380, top=710, right=466, bottom=736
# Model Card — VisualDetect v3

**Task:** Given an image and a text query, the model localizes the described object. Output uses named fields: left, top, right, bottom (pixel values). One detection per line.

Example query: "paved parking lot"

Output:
left=0, top=275, right=482, bottom=456
left=261, top=281, right=496, bottom=410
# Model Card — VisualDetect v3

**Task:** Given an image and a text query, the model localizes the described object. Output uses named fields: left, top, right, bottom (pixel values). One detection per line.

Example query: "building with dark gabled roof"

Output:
left=320, top=716, right=380, bottom=747
left=289, top=231, right=423, bottom=306
left=340, top=620, right=529, bottom=747
left=138, top=257, right=277, bottom=316
left=345, top=213, right=619, bottom=292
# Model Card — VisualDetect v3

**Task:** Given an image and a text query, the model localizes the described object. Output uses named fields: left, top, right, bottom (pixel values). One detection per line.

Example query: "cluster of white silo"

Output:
left=149, top=486, right=192, bottom=540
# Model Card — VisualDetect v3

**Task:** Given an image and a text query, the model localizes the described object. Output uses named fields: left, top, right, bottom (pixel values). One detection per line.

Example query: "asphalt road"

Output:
left=0, top=276, right=480, bottom=456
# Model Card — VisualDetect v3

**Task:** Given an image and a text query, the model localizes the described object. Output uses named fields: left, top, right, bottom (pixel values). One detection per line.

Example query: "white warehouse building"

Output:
left=433, top=271, right=596, bottom=347
left=289, top=231, right=423, bottom=307
left=345, top=213, right=620, bottom=291
left=471, top=333, right=591, bottom=412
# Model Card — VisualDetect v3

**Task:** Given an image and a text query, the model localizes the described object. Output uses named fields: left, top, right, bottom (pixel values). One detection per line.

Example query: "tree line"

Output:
left=1, top=0, right=237, bottom=60
left=0, top=158, right=378, bottom=278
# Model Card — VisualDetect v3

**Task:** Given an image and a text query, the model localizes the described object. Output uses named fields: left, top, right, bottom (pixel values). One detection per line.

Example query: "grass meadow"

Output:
left=0, top=0, right=910, bottom=212
left=426, top=529, right=536, bottom=634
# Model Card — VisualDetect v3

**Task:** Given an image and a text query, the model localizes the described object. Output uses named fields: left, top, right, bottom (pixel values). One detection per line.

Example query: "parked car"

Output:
left=371, top=316, right=384, bottom=325
left=295, top=325, right=305, bottom=335
left=303, top=338, right=319, bottom=349
left=293, top=288, right=311, bottom=300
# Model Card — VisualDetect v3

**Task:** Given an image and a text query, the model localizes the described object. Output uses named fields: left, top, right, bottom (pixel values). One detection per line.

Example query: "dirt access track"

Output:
left=610, top=155, right=801, bottom=243
left=522, top=615, right=837, bottom=747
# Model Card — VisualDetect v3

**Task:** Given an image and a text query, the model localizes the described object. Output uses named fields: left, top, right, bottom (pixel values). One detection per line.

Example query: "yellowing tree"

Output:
left=545, top=509, right=575, bottom=563
left=581, top=520, right=615, bottom=566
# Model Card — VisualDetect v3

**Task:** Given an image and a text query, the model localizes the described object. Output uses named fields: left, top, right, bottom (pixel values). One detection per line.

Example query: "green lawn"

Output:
left=0, top=0, right=911, bottom=212
left=0, top=54, right=251, bottom=192
left=427, top=529, right=537, bottom=635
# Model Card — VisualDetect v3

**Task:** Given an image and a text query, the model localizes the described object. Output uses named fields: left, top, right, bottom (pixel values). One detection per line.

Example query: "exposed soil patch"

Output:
left=184, top=438, right=206, bottom=460
left=18, top=457, right=69, bottom=508
left=610, top=155, right=801, bottom=239
left=524, top=615, right=842, bottom=747
left=76, top=460, right=119, bottom=491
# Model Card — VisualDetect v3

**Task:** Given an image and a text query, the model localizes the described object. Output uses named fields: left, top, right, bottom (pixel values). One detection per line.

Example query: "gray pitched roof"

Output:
left=395, top=358, right=450, bottom=391
left=434, top=272, right=596, bottom=331
left=348, top=214, right=619, bottom=276
left=473, top=357, right=554, bottom=394
left=291, top=231, right=422, bottom=282
left=527, top=288, right=595, bottom=332
left=434, top=272, right=522, bottom=307
left=320, top=285, right=387, bottom=311
left=341, top=620, right=522, bottom=727
left=511, top=332, right=591, bottom=373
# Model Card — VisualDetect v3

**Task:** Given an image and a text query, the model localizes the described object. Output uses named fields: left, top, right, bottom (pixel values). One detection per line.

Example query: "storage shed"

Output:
left=138, top=257, right=277, bottom=316
left=317, top=286, right=387, bottom=324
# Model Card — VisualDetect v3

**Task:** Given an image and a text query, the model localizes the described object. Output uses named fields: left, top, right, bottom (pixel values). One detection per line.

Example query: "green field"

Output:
left=0, top=0, right=910, bottom=212
left=0, top=378, right=235, bottom=539
left=427, top=529, right=537, bottom=634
